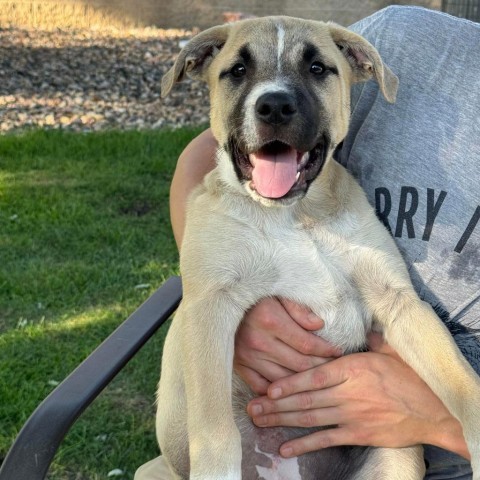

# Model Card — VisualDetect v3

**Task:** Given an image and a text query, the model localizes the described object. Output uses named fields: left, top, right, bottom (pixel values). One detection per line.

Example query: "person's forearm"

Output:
left=170, top=128, right=217, bottom=248
left=426, top=413, right=471, bottom=460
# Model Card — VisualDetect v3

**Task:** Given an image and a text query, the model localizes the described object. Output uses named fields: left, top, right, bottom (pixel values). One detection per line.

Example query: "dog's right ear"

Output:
left=161, top=24, right=231, bottom=98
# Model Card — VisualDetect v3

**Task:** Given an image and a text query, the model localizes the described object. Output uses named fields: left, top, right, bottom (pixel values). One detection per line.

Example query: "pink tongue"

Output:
left=249, top=148, right=298, bottom=198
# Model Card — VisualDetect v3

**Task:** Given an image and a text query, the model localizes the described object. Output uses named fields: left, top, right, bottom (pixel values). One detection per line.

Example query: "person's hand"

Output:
left=246, top=333, right=470, bottom=460
left=234, top=297, right=342, bottom=395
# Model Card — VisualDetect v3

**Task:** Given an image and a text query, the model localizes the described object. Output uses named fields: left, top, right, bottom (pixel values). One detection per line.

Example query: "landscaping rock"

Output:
left=0, top=26, right=210, bottom=133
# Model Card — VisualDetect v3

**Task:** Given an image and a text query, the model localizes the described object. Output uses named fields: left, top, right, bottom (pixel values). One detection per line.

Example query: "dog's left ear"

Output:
left=161, top=24, right=231, bottom=98
left=328, top=23, right=398, bottom=103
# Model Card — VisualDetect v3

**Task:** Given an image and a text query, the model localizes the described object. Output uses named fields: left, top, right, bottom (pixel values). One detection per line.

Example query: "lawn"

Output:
left=0, top=127, right=203, bottom=479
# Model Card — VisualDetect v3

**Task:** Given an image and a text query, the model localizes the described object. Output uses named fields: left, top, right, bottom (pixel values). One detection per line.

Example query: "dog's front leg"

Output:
left=384, top=300, right=480, bottom=475
left=360, top=279, right=480, bottom=475
left=181, top=293, right=246, bottom=480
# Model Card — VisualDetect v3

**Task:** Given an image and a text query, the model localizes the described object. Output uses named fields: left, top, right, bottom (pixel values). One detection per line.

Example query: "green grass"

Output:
left=0, top=127, right=204, bottom=479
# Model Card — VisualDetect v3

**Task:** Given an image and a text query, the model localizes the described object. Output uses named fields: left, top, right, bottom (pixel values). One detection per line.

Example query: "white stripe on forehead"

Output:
left=276, top=23, right=285, bottom=71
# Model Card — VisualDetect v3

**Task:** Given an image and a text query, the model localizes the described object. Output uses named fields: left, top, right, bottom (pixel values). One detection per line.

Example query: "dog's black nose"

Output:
left=255, top=92, right=297, bottom=125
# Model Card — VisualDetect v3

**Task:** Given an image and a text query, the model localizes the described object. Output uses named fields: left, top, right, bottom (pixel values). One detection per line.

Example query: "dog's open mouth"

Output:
left=230, top=139, right=328, bottom=200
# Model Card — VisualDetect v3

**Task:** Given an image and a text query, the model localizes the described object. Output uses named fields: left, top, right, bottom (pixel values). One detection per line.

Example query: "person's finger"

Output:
left=251, top=406, right=341, bottom=429
left=235, top=366, right=271, bottom=395
left=266, top=360, right=349, bottom=400
left=278, top=298, right=324, bottom=331
left=235, top=355, right=295, bottom=384
left=279, top=427, right=357, bottom=457
left=277, top=323, right=342, bottom=360
left=274, top=299, right=342, bottom=359
left=234, top=324, right=303, bottom=378
left=237, top=331, right=333, bottom=374
left=247, top=387, right=338, bottom=417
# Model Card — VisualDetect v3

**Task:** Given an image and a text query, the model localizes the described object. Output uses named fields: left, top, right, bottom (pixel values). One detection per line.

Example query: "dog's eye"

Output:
left=310, top=62, right=325, bottom=75
left=231, top=63, right=247, bottom=78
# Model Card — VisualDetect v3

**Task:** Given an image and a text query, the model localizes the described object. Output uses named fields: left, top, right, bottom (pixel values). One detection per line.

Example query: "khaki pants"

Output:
left=134, top=456, right=174, bottom=480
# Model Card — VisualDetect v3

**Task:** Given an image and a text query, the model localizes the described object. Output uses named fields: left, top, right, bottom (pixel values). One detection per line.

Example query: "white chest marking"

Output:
left=254, top=443, right=301, bottom=480
left=276, top=24, right=285, bottom=71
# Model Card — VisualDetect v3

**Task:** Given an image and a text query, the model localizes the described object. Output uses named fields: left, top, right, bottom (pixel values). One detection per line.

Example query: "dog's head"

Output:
left=162, top=17, right=398, bottom=206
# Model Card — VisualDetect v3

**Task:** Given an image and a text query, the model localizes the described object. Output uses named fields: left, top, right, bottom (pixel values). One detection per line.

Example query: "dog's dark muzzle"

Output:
left=227, top=135, right=330, bottom=201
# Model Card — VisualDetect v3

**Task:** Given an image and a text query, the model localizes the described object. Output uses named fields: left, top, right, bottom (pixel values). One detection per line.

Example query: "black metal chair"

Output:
left=0, top=276, right=182, bottom=480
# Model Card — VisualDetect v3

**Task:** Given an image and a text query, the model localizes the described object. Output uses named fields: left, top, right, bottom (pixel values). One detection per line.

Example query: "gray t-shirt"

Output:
left=341, top=6, right=480, bottom=479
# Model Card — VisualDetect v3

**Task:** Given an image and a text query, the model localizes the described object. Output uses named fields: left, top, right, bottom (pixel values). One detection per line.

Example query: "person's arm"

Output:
left=170, top=130, right=470, bottom=461
left=170, top=129, right=218, bottom=249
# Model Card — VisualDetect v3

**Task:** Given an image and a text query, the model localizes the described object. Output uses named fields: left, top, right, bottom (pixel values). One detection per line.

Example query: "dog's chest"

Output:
left=255, top=219, right=370, bottom=351
left=188, top=183, right=372, bottom=351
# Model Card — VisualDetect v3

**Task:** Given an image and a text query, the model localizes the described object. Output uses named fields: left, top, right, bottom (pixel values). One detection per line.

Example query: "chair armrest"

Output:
left=0, top=276, right=182, bottom=480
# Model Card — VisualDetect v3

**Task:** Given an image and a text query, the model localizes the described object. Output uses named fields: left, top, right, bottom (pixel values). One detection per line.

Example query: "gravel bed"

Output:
left=0, top=26, right=210, bottom=132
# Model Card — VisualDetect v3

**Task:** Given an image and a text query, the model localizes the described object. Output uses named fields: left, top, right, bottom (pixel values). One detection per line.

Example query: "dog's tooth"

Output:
left=295, top=171, right=300, bottom=180
left=298, top=152, right=310, bottom=170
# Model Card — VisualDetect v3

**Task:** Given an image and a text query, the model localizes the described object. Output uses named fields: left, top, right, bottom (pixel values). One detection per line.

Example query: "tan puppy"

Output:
left=157, top=16, right=480, bottom=480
